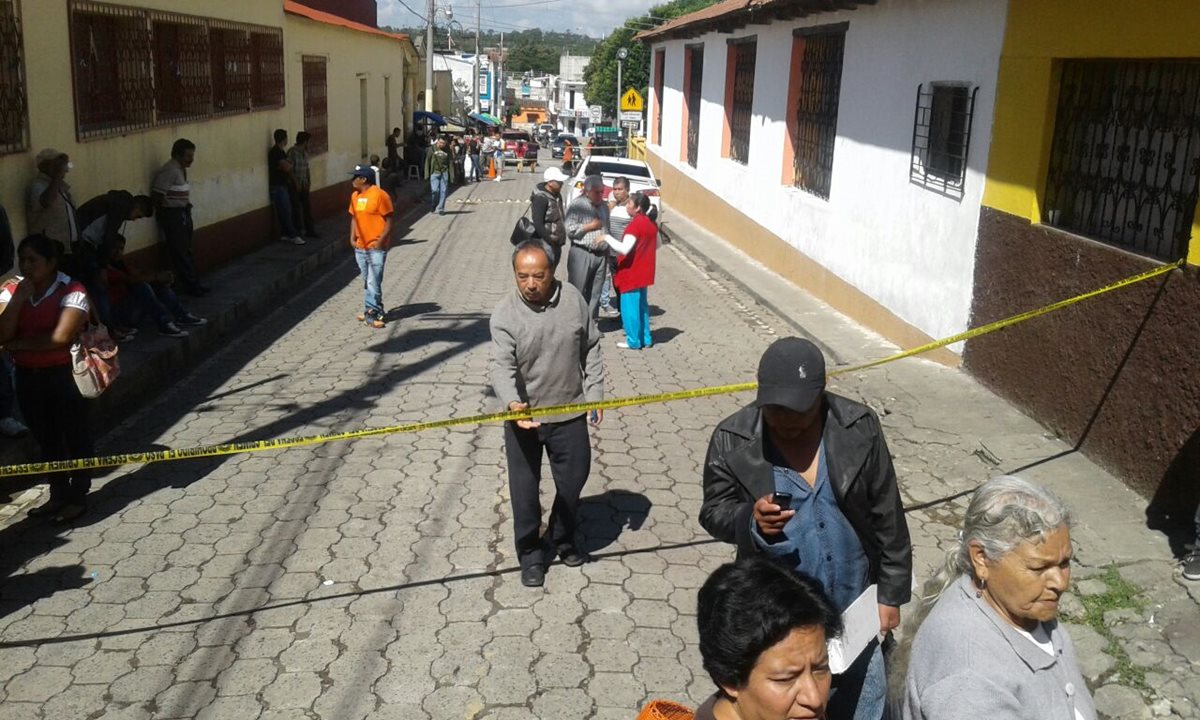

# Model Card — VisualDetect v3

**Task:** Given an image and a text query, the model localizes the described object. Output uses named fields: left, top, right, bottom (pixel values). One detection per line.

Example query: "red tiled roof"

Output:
left=284, top=0, right=410, bottom=42
left=636, top=0, right=875, bottom=42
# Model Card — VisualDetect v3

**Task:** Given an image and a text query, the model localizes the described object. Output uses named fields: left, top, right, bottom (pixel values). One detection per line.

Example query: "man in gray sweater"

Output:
left=564, top=175, right=612, bottom=318
left=490, top=240, right=606, bottom=587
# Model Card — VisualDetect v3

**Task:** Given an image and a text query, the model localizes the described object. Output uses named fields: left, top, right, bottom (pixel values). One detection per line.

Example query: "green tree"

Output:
left=582, top=0, right=717, bottom=115
left=505, top=40, right=560, bottom=75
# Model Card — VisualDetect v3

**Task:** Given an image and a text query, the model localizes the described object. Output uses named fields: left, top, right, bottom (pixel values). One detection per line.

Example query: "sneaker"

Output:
left=176, top=313, right=207, bottom=327
left=112, top=329, right=136, bottom=343
left=0, top=417, right=28, bottom=437
left=598, top=306, right=620, bottom=319
left=284, top=236, right=307, bottom=245
left=369, top=317, right=386, bottom=329
left=1183, top=550, right=1200, bottom=581
left=616, top=341, right=640, bottom=350
left=159, top=322, right=189, bottom=339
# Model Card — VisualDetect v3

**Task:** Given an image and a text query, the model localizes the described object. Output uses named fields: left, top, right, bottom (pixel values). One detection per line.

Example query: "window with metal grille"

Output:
left=302, top=57, right=328, bottom=155
left=792, top=27, right=845, bottom=200
left=686, top=45, right=703, bottom=168
left=210, top=25, right=251, bottom=113
left=653, top=49, right=664, bottom=146
left=152, top=15, right=211, bottom=121
left=1044, top=60, right=1200, bottom=262
left=727, top=39, right=756, bottom=165
left=0, top=0, right=28, bottom=154
left=251, top=31, right=284, bottom=108
left=70, top=2, right=155, bottom=138
left=910, top=83, right=977, bottom=199
left=68, top=1, right=282, bottom=139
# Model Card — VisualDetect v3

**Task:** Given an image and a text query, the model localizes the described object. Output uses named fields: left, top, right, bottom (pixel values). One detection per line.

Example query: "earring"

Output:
left=975, top=579, right=986, bottom=598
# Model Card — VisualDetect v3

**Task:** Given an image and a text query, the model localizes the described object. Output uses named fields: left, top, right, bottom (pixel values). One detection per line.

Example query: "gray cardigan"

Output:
left=903, top=575, right=1096, bottom=720
left=489, top=281, right=604, bottom=424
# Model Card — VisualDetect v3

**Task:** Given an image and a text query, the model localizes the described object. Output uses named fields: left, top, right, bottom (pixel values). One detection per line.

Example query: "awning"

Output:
left=414, top=110, right=446, bottom=125
left=469, top=111, right=502, bottom=126
left=440, top=123, right=467, bottom=133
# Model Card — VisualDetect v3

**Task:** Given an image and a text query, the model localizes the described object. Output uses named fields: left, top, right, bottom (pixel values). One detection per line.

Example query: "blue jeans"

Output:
left=828, top=640, right=887, bottom=720
left=269, top=184, right=298, bottom=238
left=599, top=257, right=618, bottom=310
left=619, top=287, right=652, bottom=349
left=430, top=171, right=449, bottom=213
left=355, top=248, right=387, bottom=318
left=115, top=283, right=190, bottom=330
left=469, top=154, right=481, bottom=181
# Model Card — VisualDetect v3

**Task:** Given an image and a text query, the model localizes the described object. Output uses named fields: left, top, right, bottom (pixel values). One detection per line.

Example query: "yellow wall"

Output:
left=1, top=0, right=408, bottom=259
left=982, top=0, right=1200, bottom=265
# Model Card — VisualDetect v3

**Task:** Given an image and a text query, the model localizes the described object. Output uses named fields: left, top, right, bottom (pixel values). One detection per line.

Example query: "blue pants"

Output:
left=829, top=640, right=887, bottom=720
left=430, top=171, right=449, bottom=213
left=115, top=283, right=189, bottom=330
left=269, top=184, right=298, bottom=238
left=618, top=287, right=652, bottom=349
left=599, top=257, right=618, bottom=310
left=355, top=248, right=387, bottom=318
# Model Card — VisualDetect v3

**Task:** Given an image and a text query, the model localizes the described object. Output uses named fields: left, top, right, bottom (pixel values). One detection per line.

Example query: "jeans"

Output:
left=115, top=283, right=189, bottom=330
left=598, top=256, right=618, bottom=310
left=291, top=186, right=316, bottom=236
left=469, top=154, right=481, bottom=181
left=157, top=207, right=200, bottom=289
left=430, top=171, right=449, bottom=213
left=70, top=242, right=116, bottom=329
left=16, top=365, right=93, bottom=505
left=269, top=184, right=298, bottom=239
left=619, top=287, right=652, bottom=349
left=355, top=248, right=387, bottom=318
left=828, top=640, right=887, bottom=720
left=503, top=415, right=591, bottom=569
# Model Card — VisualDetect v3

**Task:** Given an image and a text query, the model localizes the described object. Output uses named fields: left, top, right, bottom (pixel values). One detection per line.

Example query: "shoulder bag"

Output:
left=71, top=299, right=120, bottom=398
left=509, top=203, right=537, bottom=246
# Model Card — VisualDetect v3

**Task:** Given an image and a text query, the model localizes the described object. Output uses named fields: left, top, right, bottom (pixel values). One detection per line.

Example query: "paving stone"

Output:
left=1095, top=684, right=1152, bottom=719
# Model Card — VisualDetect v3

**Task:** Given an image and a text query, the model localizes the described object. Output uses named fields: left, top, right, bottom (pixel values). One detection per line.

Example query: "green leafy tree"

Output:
left=582, top=0, right=717, bottom=115
left=505, top=40, right=561, bottom=75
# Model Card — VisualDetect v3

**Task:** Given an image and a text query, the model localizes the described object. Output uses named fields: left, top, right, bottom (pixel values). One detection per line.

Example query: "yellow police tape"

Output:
left=0, top=259, right=1182, bottom=479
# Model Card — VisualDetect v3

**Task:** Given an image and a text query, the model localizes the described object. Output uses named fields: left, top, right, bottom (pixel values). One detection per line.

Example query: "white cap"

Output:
left=543, top=167, right=569, bottom=184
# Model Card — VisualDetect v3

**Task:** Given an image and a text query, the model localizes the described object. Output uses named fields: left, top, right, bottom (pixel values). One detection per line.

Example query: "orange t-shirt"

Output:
left=563, top=143, right=574, bottom=162
left=348, top=185, right=395, bottom=249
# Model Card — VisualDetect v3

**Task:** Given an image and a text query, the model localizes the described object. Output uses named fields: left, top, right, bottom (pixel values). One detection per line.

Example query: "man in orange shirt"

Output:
left=349, top=165, right=394, bottom=329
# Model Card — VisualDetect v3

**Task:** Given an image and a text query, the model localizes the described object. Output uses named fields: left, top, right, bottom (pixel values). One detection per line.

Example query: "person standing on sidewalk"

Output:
left=598, top=176, right=632, bottom=319
left=152, top=139, right=207, bottom=296
left=564, top=175, right=613, bottom=318
left=701, top=337, right=912, bottom=720
left=529, top=167, right=568, bottom=267
left=268, top=129, right=305, bottom=246
left=349, top=165, right=394, bottom=329
left=287, top=132, right=319, bottom=239
left=424, top=137, right=456, bottom=216
left=26, top=149, right=79, bottom=257
left=0, top=203, right=27, bottom=439
left=489, top=240, right=605, bottom=588
left=600, top=192, right=657, bottom=350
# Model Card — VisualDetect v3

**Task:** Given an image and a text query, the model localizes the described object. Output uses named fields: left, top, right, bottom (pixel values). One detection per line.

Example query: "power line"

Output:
left=388, top=0, right=428, bottom=24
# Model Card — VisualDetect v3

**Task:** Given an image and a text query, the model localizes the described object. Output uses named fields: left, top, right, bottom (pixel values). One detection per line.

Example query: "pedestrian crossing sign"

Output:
left=620, top=88, right=644, bottom=112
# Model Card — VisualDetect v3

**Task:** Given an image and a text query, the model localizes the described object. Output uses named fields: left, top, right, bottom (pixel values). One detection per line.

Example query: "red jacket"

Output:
left=612, top=213, right=657, bottom=292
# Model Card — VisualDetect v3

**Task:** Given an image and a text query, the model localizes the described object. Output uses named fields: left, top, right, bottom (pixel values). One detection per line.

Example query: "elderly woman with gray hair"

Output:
left=899, top=475, right=1095, bottom=720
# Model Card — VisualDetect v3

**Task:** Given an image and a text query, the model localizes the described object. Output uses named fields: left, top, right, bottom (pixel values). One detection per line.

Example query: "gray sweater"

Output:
left=489, top=281, right=605, bottom=424
left=903, top=575, right=1096, bottom=720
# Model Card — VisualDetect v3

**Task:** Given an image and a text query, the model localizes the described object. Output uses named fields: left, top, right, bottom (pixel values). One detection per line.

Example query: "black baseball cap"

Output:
left=755, top=337, right=826, bottom=413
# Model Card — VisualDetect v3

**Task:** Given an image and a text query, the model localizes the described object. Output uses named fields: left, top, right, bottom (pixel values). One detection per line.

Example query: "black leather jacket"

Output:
left=530, top=183, right=566, bottom=248
left=700, top=393, right=913, bottom=607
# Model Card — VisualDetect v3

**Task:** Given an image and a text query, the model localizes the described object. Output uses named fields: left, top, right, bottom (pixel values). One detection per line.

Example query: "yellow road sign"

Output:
left=620, top=87, right=644, bottom=112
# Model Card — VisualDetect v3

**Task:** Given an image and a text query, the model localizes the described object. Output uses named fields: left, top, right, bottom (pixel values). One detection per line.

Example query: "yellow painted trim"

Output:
left=1189, top=201, right=1200, bottom=266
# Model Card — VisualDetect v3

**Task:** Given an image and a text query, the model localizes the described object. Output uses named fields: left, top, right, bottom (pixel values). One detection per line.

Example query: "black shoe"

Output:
left=54, top=503, right=87, bottom=524
left=28, top=498, right=66, bottom=517
left=520, top=565, right=545, bottom=587
left=557, top=546, right=590, bottom=567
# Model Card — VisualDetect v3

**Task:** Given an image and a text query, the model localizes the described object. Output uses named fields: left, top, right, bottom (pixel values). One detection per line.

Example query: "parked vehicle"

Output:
left=564, top=155, right=662, bottom=221
left=501, top=129, right=532, bottom=165
left=537, top=123, right=556, bottom=143
left=551, top=133, right=580, bottom=160
left=589, top=126, right=626, bottom=157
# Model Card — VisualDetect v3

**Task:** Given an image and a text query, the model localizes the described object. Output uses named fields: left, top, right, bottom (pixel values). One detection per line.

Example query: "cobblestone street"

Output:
left=0, top=170, right=1195, bottom=720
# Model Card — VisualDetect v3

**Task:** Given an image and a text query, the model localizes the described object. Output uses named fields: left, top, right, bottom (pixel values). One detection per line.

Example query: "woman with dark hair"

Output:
left=0, top=235, right=94, bottom=522
left=601, top=191, right=657, bottom=350
left=695, top=557, right=843, bottom=720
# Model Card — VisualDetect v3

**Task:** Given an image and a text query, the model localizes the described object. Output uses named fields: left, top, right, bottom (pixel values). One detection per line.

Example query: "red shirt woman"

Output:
left=603, top=192, right=658, bottom=350
left=0, top=234, right=94, bottom=521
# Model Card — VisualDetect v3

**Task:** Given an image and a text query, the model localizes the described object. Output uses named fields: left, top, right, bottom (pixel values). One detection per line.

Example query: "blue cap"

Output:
left=349, top=165, right=375, bottom=182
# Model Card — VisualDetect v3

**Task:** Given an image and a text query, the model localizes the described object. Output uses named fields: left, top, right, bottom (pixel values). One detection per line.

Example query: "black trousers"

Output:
left=291, top=186, right=316, bottom=236
left=16, top=365, right=93, bottom=504
left=157, top=207, right=200, bottom=289
left=503, top=415, right=591, bottom=568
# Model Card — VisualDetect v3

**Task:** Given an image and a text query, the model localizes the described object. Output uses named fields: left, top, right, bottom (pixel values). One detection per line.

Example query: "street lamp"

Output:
left=616, top=46, right=628, bottom=128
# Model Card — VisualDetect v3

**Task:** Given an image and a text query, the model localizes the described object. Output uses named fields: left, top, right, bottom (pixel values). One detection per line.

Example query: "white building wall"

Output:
left=647, top=0, right=1007, bottom=347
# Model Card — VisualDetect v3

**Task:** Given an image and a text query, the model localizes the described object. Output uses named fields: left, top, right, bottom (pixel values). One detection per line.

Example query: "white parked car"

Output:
left=564, top=155, right=662, bottom=222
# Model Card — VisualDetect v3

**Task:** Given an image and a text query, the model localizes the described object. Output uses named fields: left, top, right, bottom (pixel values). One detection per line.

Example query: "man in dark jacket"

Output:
left=700, top=336, right=911, bottom=720
left=529, top=167, right=568, bottom=266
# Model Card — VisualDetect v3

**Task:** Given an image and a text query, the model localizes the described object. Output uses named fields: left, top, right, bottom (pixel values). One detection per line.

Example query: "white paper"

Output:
left=827, top=584, right=878, bottom=674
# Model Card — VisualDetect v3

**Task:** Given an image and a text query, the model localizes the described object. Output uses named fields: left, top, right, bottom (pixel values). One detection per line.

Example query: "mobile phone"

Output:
left=772, top=491, right=793, bottom=508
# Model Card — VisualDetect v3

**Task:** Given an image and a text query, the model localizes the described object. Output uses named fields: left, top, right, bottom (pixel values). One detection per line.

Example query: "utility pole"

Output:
left=498, top=32, right=505, bottom=123
left=424, top=0, right=435, bottom=111
left=616, top=47, right=628, bottom=128
left=473, top=0, right=480, bottom=113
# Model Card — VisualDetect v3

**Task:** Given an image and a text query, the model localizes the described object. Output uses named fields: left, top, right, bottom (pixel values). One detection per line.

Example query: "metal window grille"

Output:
left=654, top=49, right=664, bottom=145
left=728, top=41, right=756, bottom=165
left=792, top=29, right=845, bottom=200
left=70, top=2, right=155, bottom=138
left=686, top=46, right=703, bottom=168
left=68, top=1, right=281, bottom=140
left=910, top=83, right=978, bottom=200
left=151, top=14, right=211, bottom=122
left=250, top=31, right=284, bottom=108
left=1044, top=60, right=1200, bottom=262
left=0, top=0, right=28, bottom=154
left=302, top=56, right=328, bottom=155
left=210, top=24, right=251, bottom=113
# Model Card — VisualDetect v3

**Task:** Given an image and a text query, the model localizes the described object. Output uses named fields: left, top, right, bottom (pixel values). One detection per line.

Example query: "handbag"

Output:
left=509, top=204, right=537, bottom=246
left=70, top=303, right=120, bottom=399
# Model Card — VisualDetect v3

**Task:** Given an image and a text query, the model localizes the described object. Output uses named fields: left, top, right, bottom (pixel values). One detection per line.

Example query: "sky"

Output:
left=378, top=0, right=660, bottom=38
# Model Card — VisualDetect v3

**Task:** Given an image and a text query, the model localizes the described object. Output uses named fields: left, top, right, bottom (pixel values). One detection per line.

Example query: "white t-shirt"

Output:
left=1014, top=623, right=1085, bottom=720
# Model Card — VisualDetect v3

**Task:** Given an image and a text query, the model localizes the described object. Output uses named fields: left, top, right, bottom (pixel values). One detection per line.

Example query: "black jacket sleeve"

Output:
left=700, top=428, right=756, bottom=555
left=866, top=419, right=912, bottom=607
